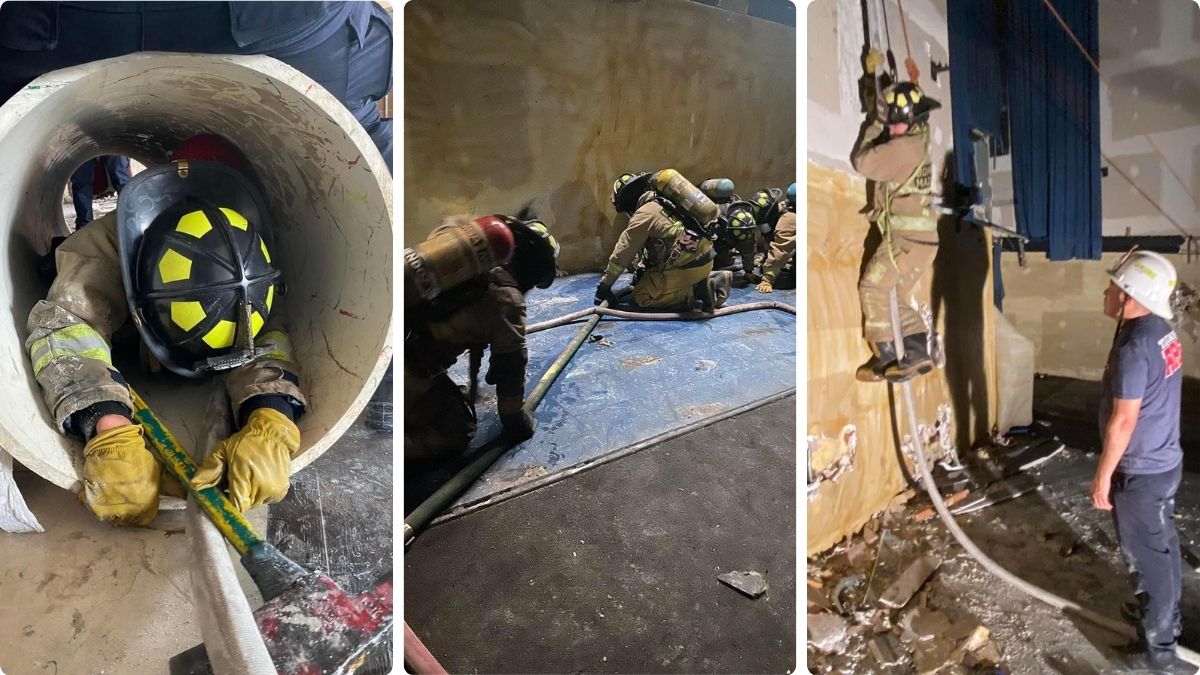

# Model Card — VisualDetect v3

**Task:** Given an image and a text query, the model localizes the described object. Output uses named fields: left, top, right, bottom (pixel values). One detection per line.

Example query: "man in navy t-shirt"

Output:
left=1091, top=250, right=1191, bottom=673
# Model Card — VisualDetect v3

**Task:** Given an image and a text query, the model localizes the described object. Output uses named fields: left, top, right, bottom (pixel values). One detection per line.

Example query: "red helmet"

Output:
left=171, top=134, right=246, bottom=172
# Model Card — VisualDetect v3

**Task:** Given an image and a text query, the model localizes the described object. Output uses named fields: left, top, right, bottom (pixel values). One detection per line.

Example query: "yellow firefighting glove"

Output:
left=190, top=408, right=300, bottom=513
left=756, top=278, right=775, bottom=294
left=81, top=424, right=161, bottom=527
left=865, top=48, right=885, bottom=75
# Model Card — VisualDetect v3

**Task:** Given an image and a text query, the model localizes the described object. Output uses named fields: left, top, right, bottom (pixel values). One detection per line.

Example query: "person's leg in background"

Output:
left=261, top=4, right=393, bottom=172
left=102, top=155, right=132, bottom=193
left=70, top=159, right=96, bottom=229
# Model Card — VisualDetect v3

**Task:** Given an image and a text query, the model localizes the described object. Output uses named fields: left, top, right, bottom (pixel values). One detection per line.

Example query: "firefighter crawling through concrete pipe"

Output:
left=851, top=48, right=943, bottom=384
left=28, top=134, right=306, bottom=526
left=403, top=214, right=561, bottom=462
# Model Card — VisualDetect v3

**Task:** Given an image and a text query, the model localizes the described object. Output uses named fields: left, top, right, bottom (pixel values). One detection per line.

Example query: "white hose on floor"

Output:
left=886, top=290, right=1200, bottom=667
left=186, top=389, right=275, bottom=674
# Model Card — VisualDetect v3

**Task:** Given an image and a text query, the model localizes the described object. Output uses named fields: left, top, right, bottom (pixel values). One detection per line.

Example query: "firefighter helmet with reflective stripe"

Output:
left=502, top=216, right=559, bottom=290
left=725, top=201, right=759, bottom=242
left=117, top=160, right=280, bottom=377
left=881, top=81, right=941, bottom=125
left=611, top=172, right=652, bottom=214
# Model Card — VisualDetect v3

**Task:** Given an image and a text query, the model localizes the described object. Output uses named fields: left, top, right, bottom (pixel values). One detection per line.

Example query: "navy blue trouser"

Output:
left=1111, top=462, right=1184, bottom=662
left=0, top=2, right=392, bottom=169
left=70, top=155, right=130, bottom=227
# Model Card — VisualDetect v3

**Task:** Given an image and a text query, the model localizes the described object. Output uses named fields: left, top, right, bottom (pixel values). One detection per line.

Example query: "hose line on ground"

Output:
left=526, top=300, right=797, bottom=334
left=886, top=290, right=1200, bottom=666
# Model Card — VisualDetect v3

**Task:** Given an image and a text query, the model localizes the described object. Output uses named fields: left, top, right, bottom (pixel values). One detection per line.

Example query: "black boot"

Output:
left=856, top=341, right=898, bottom=382
left=885, top=333, right=934, bottom=383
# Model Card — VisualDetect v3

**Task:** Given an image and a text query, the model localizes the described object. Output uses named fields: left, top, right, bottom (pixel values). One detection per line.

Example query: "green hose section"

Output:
left=404, top=301, right=609, bottom=546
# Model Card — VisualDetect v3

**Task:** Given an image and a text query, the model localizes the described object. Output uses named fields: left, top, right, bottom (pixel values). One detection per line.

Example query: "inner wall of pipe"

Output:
left=0, top=52, right=392, bottom=490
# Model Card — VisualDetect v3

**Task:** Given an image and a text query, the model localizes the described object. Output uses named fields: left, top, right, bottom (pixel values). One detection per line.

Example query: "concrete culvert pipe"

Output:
left=0, top=53, right=392, bottom=491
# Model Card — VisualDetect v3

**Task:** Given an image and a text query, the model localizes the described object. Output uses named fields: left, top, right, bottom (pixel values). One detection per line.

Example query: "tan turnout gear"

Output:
left=761, top=210, right=798, bottom=283
left=405, top=265, right=529, bottom=460
left=25, top=212, right=305, bottom=436
left=601, top=199, right=716, bottom=309
left=851, top=121, right=939, bottom=343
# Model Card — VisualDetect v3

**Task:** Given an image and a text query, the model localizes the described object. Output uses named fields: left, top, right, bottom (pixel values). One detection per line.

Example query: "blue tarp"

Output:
left=445, top=273, right=797, bottom=510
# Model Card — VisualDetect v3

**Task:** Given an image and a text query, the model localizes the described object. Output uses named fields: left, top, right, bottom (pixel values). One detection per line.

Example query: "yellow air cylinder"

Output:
left=650, top=169, right=719, bottom=229
left=404, top=215, right=515, bottom=306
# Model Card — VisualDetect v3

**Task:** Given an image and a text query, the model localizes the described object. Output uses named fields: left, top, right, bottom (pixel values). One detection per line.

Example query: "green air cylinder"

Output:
left=650, top=169, right=718, bottom=229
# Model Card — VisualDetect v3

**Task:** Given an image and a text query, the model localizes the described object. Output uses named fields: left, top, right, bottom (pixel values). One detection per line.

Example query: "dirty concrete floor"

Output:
left=807, top=376, right=1200, bottom=674
left=404, top=395, right=797, bottom=674
left=0, top=407, right=393, bottom=675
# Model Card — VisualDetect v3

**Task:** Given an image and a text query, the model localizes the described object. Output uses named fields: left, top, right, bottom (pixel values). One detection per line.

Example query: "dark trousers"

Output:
left=70, top=156, right=130, bottom=227
left=0, top=2, right=392, bottom=169
left=1111, top=463, right=1184, bottom=661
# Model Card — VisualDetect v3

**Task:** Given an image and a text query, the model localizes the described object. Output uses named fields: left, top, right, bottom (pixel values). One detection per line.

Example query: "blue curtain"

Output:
left=948, top=0, right=1006, bottom=189
left=1006, top=0, right=1100, bottom=260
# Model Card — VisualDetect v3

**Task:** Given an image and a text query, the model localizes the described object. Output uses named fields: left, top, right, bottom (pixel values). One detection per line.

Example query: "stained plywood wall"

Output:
left=404, top=0, right=797, bottom=271
left=1002, top=254, right=1200, bottom=381
left=807, top=0, right=997, bottom=555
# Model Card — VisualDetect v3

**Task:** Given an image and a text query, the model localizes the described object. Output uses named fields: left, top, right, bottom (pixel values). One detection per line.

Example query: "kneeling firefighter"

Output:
left=755, top=182, right=797, bottom=294
left=26, top=134, right=307, bottom=526
left=851, top=79, right=942, bottom=383
left=704, top=178, right=759, bottom=285
left=404, top=214, right=560, bottom=462
left=597, top=170, right=731, bottom=311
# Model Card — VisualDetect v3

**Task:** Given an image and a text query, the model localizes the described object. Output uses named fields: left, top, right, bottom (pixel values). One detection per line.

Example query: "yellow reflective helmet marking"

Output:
left=897, top=92, right=909, bottom=107
left=221, top=208, right=248, bottom=231
left=250, top=311, right=265, bottom=337
left=202, top=320, right=237, bottom=349
left=170, top=301, right=206, bottom=331
left=176, top=211, right=212, bottom=239
left=266, top=284, right=275, bottom=312
left=886, top=89, right=896, bottom=104
left=158, top=249, right=193, bottom=283
left=260, top=237, right=271, bottom=264
left=911, top=90, right=921, bottom=103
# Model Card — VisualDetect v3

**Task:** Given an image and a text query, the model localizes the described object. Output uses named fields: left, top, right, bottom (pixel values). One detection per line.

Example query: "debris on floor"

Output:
left=717, top=570, right=768, bottom=598
left=879, top=555, right=941, bottom=608
left=804, top=422, right=1159, bottom=674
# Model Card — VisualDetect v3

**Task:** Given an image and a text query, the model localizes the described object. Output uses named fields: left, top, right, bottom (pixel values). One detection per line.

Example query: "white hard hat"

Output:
left=1108, top=250, right=1177, bottom=319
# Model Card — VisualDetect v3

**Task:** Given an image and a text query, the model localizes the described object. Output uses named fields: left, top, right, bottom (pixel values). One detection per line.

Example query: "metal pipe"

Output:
left=885, top=290, right=1200, bottom=666
left=527, top=300, right=797, bottom=334
left=404, top=301, right=610, bottom=546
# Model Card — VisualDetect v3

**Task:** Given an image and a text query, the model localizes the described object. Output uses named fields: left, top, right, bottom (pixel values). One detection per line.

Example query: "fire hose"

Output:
left=887, top=289, right=1200, bottom=666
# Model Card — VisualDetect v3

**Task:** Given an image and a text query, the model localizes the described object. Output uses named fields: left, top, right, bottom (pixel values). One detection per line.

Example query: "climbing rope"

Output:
left=895, top=0, right=921, bottom=82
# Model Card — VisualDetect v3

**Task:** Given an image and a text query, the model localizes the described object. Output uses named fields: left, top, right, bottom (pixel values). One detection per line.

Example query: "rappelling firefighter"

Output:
left=851, top=67, right=942, bottom=384
left=597, top=170, right=732, bottom=311
left=26, top=134, right=306, bottom=526
left=404, top=214, right=560, bottom=462
left=753, top=182, right=797, bottom=294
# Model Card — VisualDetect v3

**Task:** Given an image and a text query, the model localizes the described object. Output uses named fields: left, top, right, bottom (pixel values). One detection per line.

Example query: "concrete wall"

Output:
left=807, top=0, right=997, bottom=554
left=403, top=0, right=796, bottom=271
